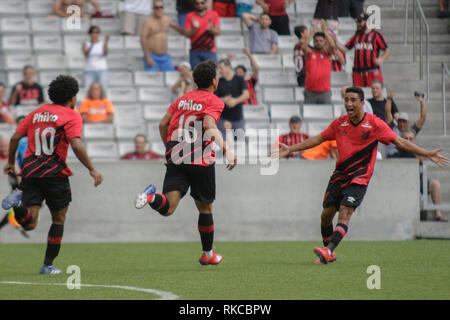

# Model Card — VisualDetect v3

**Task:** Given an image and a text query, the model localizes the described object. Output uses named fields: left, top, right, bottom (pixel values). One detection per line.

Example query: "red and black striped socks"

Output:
left=327, top=223, right=348, bottom=252
left=198, top=213, right=214, bottom=255
left=13, top=204, right=32, bottom=228
left=149, top=193, right=170, bottom=216
left=44, top=224, right=64, bottom=266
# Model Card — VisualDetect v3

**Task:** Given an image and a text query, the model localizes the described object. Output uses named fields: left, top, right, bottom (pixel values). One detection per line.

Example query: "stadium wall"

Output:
left=0, top=160, right=421, bottom=243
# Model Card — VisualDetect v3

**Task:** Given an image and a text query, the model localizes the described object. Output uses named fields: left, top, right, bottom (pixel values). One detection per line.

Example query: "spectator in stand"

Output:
left=438, top=0, right=449, bottom=18
left=302, top=140, right=338, bottom=160
left=140, top=0, right=187, bottom=72
left=278, top=116, right=309, bottom=159
left=368, top=80, right=399, bottom=122
left=52, top=0, right=100, bottom=18
left=177, top=0, right=196, bottom=26
left=184, top=0, right=221, bottom=68
left=393, top=130, right=448, bottom=222
left=313, top=0, right=339, bottom=34
left=0, top=83, right=14, bottom=124
left=256, top=0, right=293, bottom=35
left=385, top=90, right=427, bottom=158
left=338, top=0, right=364, bottom=19
left=242, top=12, right=278, bottom=54
left=121, top=0, right=152, bottom=36
left=80, top=82, right=114, bottom=124
left=171, top=62, right=195, bottom=99
left=215, top=59, right=249, bottom=137
left=82, top=26, right=109, bottom=91
left=8, top=66, right=44, bottom=108
left=302, top=22, right=335, bottom=104
left=213, top=0, right=236, bottom=17
left=327, top=31, right=346, bottom=72
left=336, top=13, right=390, bottom=87
left=233, top=47, right=260, bottom=105
left=121, top=134, right=162, bottom=160
left=236, top=0, right=255, bottom=17
left=293, top=25, right=309, bottom=87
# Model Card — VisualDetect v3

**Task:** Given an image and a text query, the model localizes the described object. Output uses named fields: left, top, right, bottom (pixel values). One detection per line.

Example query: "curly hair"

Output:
left=48, top=75, right=79, bottom=106
left=193, top=60, right=217, bottom=89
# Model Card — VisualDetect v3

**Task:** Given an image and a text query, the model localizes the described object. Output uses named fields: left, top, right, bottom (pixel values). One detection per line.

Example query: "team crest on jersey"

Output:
left=361, top=122, right=372, bottom=129
left=362, top=130, right=371, bottom=140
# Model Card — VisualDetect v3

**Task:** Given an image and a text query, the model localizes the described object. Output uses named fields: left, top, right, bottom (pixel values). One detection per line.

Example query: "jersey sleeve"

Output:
left=345, top=35, right=355, bottom=50
left=167, top=100, right=178, bottom=115
left=185, top=13, right=193, bottom=29
left=374, top=116, right=397, bottom=145
left=375, top=31, right=388, bottom=50
left=16, top=114, right=31, bottom=136
left=65, top=112, right=83, bottom=141
left=321, top=119, right=338, bottom=141
left=204, top=97, right=224, bottom=122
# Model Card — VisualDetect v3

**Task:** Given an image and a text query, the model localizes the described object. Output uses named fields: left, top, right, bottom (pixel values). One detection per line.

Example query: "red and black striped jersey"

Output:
left=16, top=104, right=83, bottom=178
left=278, top=132, right=310, bottom=158
left=321, top=113, right=397, bottom=187
left=185, top=10, right=219, bottom=52
left=331, top=49, right=345, bottom=72
left=166, top=89, right=224, bottom=166
left=345, top=30, right=388, bottom=72
left=245, top=76, right=258, bottom=105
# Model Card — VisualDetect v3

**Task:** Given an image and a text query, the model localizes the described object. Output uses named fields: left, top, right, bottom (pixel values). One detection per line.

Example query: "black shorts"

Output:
left=323, top=183, right=367, bottom=209
left=162, top=163, right=215, bottom=203
left=20, top=177, right=72, bottom=211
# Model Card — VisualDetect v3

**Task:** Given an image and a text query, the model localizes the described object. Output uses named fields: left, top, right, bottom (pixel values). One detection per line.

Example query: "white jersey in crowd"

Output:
left=84, top=41, right=108, bottom=71
left=123, top=0, right=152, bottom=15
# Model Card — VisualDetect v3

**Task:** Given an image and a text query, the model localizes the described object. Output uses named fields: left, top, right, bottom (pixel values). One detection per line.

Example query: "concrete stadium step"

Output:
left=388, top=34, right=450, bottom=44
left=416, top=136, right=450, bottom=150
left=380, top=19, right=449, bottom=34
left=377, top=7, right=446, bottom=19
left=415, top=221, right=450, bottom=239
left=367, top=0, right=441, bottom=7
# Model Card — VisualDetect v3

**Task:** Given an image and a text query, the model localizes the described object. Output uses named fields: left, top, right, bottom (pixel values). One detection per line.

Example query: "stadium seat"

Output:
left=39, top=71, right=67, bottom=87
left=63, top=35, right=86, bottom=56
left=146, top=122, right=161, bottom=142
left=0, top=1, right=26, bottom=16
left=217, top=35, right=245, bottom=50
left=107, top=87, right=137, bottom=102
left=330, top=72, right=352, bottom=87
left=294, top=87, right=305, bottom=102
left=83, top=123, right=115, bottom=139
left=263, top=87, right=295, bottom=103
left=31, top=17, right=61, bottom=33
left=66, top=55, right=85, bottom=70
left=33, top=35, right=63, bottom=52
left=134, top=71, right=165, bottom=86
left=114, top=104, right=143, bottom=125
left=269, top=104, right=301, bottom=121
left=14, top=106, right=39, bottom=118
left=307, top=121, right=331, bottom=136
left=0, top=123, right=16, bottom=140
left=118, top=141, right=135, bottom=157
left=27, top=0, right=53, bottom=16
left=139, top=87, right=171, bottom=103
left=302, top=104, right=334, bottom=120
left=1, top=35, right=31, bottom=52
left=89, top=0, right=119, bottom=17
left=76, top=87, right=87, bottom=101
left=164, top=71, right=179, bottom=87
left=273, top=121, right=290, bottom=136
left=333, top=104, right=345, bottom=118
left=150, top=142, right=166, bottom=156
left=331, top=87, right=342, bottom=103
left=124, top=36, right=141, bottom=50
left=295, top=0, right=316, bottom=15
left=107, top=36, right=125, bottom=51
left=253, top=54, right=282, bottom=69
left=115, top=124, right=147, bottom=140
left=259, top=70, right=297, bottom=86
left=219, top=18, right=242, bottom=33
left=86, top=141, right=118, bottom=159
left=107, top=54, right=128, bottom=70
left=278, top=36, right=297, bottom=52
left=282, top=53, right=295, bottom=69
left=108, top=71, right=132, bottom=87
left=243, top=104, right=269, bottom=122
left=4, top=54, right=34, bottom=70
left=7, top=72, right=23, bottom=87
left=36, top=54, right=66, bottom=70
left=61, top=18, right=90, bottom=34
left=0, top=18, right=30, bottom=33
left=167, top=36, right=187, bottom=52
left=90, top=18, right=121, bottom=33
left=143, top=104, right=168, bottom=121
left=339, top=17, right=356, bottom=32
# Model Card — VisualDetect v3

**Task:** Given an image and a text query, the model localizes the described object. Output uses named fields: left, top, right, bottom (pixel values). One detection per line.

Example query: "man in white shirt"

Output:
left=121, top=0, right=153, bottom=35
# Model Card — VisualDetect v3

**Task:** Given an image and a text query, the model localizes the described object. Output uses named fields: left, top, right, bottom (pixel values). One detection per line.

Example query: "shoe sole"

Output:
left=313, top=248, right=328, bottom=265
left=198, top=257, right=223, bottom=266
left=134, top=193, right=148, bottom=209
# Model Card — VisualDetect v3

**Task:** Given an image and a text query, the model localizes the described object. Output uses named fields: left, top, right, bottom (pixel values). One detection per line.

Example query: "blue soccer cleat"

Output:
left=134, top=184, right=156, bottom=209
left=2, top=189, right=23, bottom=211
left=39, top=265, right=62, bottom=275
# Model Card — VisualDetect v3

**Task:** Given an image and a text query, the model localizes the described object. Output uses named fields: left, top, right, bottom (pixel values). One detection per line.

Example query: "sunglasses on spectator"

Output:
left=154, top=6, right=164, bottom=9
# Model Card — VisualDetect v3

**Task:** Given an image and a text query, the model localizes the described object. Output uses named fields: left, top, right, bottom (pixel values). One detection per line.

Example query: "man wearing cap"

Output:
left=277, top=116, right=310, bottom=159
left=336, top=13, right=390, bottom=87
left=385, top=91, right=427, bottom=158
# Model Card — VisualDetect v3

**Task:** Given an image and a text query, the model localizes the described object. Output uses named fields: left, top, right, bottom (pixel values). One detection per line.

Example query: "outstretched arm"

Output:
left=70, top=137, right=103, bottom=186
left=276, top=134, right=326, bottom=158
left=393, top=136, right=449, bottom=167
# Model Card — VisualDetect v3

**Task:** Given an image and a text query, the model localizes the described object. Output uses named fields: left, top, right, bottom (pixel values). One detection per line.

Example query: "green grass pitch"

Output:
left=0, top=241, right=449, bottom=300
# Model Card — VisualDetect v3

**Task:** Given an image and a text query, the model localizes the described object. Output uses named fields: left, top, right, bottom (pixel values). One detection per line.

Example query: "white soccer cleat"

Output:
left=134, top=184, right=156, bottom=209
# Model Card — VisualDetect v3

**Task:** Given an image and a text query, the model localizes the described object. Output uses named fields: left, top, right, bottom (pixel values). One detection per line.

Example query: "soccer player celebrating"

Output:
left=134, top=60, right=237, bottom=266
left=276, top=87, right=449, bottom=264
left=2, top=75, right=103, bottom=274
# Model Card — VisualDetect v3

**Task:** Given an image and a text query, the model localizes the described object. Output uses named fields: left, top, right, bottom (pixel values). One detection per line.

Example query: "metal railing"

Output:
left=403, top=0, right=430, bottom=99
left=443, top=63, right=449, bottom=136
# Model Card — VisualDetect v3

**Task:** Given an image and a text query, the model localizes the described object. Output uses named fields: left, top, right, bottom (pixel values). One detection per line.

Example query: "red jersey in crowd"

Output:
left=345, top=30, right=388, bottom=72
left=331, top=49, right=345, bottom=72
left=185, top=10, right=220, bottom=52
left=321, top=112, right=397, bottom=187
left=121, top=151, right=161, bottom=160
left=245, top=76, right=258, bottom=105
left=16, top=104, right=83, bottom=178
left=305, top=49, right=331, bottom=92
left=264, top=0, right=287, bottom=16
left=278, top=132, right=310, bottom=158
left=166, top=89, right=224, bottom=166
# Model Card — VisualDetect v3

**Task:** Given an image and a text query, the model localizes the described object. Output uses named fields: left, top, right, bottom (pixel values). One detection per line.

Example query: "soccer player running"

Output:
left=2, top=75, right=103, bottom=274
left=276, top=87, right=449, bottom=264
left=134, top=60, right=237, bottom=265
